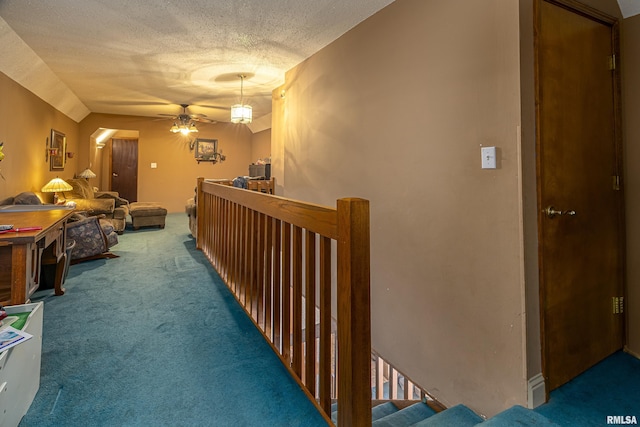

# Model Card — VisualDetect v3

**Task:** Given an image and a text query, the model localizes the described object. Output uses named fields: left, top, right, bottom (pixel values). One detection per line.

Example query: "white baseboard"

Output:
left=527, top=373, right=546, bottom=409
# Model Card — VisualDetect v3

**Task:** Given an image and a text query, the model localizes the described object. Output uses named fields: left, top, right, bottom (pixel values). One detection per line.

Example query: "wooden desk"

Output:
left=0, top=208, right=74, bottom=305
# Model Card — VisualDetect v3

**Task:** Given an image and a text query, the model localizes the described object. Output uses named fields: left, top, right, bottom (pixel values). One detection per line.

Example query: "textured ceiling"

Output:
left=0, top=0, right=395, bottom=125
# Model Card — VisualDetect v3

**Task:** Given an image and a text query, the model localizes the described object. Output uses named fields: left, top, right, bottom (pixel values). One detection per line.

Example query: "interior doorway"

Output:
left=111, top=138, right=138, bottom=203
left=535, top=0, right=625, bottom=393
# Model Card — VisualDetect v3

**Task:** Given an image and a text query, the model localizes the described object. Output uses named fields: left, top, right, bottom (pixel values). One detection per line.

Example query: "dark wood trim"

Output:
left=544, top=0, right=617, bottom=24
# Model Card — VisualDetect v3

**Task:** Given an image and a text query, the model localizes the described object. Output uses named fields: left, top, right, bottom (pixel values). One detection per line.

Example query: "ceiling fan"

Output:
left=160, top=104, right=216, bottom=135
left=161, top=103, right=217, bottom=122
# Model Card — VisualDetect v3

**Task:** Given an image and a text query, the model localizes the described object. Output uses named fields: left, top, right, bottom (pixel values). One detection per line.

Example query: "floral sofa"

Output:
left=62, top=178, right=129, bottom=234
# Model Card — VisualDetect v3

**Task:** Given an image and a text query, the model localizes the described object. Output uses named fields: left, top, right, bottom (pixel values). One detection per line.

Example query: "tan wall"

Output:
left=273, top=0, right=526, bottom=417
left=251, top=129, right=271, bottom=163
left=78, top=114, right=254, bottom=213
left=622, top=14, right=640, bottom=356
left=0, top=72, right=80, bottom=202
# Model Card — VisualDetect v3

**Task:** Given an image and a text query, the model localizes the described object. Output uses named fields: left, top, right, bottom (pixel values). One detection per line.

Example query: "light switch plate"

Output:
left=151, top=162, right=157, bottom=169
left=481, top=147, right=497, bottom=169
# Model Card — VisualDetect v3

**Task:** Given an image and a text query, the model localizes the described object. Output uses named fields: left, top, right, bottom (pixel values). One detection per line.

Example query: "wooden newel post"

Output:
left=196, top=177, right=204, bottom=250
left=337, top=198, right=372, bottom=427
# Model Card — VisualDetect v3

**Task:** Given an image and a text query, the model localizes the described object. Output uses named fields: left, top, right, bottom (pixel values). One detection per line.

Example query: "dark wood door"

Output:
left=111, top=138, right=138, bottom=203
left=537, top=0, right=624, bottom=391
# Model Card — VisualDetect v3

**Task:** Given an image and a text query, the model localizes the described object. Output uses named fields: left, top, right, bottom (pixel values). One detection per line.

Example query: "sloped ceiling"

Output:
left=0, top=0, right=395, bottom=125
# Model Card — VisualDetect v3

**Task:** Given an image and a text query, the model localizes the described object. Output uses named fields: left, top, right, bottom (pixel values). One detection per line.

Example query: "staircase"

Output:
left=331, top=401, right=560, bottom=426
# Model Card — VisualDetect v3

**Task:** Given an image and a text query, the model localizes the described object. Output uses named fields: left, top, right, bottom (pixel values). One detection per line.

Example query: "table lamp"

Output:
left=41, top=177, right=73, bottom=204
left=78, top=168, right=96, bottom=180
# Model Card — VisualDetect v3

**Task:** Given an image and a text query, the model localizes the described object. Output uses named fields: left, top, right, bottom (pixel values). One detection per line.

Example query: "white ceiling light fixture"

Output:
left=231, top=75, right=252, bottom=124
left=170, top=104, right=199, bottom=135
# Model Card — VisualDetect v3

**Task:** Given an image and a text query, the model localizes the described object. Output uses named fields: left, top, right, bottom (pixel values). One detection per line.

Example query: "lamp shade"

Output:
left=41, top=177, right=73, bottom=193
left=230, top=104, right=252, bottom=124
left=78, top=168, right=96, bottom=179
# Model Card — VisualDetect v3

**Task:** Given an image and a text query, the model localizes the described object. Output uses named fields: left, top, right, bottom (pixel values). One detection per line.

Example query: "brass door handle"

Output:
left=544, top=206, right=576, bottom=219
left=112, top=172, right=118, bottom=177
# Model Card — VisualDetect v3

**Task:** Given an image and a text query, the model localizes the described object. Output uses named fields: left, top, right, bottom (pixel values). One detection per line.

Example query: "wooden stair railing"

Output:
left=195, top=177, right=371, bottom=426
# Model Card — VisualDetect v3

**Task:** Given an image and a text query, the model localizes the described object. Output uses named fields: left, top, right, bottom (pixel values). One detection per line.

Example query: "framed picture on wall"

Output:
left=195, top=138, right=218, bottom=160
left=50, top=129, right=66, bottom=170
left=194, top=138, right=225, bottom=164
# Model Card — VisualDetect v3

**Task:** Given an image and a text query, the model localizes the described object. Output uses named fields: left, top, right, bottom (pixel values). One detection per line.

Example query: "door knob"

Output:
left=544, top=206, right=576, bottom=219
left=112, top=172, right=118, bottom=177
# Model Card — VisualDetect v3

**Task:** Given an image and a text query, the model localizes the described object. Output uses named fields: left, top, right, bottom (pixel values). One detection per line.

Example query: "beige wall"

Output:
left=78, top=114, right=254, bottom=213
left=0, top=72, right=80, bottom=202
left=273, top=0, right=526, bottom=417
left=622, top=14, right=640, bottom=356
left=251, top=129, right=272, bottom=163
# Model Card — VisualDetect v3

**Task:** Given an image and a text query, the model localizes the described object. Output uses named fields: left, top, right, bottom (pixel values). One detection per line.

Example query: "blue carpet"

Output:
left=413, top=404, right=482, bottom=426
left=535, top=351, right=640, bottom=426
left=372, top=402, right=436, bottom=426
left=485, top=405, right=559, bottom=426
left=20, top=213, right=327, bottom=427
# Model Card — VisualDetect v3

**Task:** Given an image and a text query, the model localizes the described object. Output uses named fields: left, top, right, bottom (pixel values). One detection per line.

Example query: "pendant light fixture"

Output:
left=230, top=75, right=252, bottom=124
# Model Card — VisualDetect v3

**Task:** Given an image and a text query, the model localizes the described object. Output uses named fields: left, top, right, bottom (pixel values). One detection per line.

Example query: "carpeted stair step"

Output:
left=373, top=402, right=402, bottom=421
left=331, top=401, right=400, bottom=425
left=411, top=404, right=483, bottom=426
left=372, top=402, right=436, bottom=427
left=481, top=405, right=560, bottom=426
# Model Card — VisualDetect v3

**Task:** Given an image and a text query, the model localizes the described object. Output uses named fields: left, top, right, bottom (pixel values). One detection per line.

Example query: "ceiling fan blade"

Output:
left=198, top=104, right=230, bottom=111
left=195, top=117, right=217, bottom=124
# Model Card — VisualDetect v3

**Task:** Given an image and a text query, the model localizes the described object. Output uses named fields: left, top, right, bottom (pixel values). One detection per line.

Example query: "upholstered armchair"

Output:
left=62, top=178, right=129, bottom=234
left=186, top=195, right=196, bottom=238
left=66, top=214, right=118, bottom=262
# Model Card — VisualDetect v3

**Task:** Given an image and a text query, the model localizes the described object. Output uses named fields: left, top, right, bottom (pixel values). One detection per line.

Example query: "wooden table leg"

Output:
left=53, top=253, right=66, bottom=296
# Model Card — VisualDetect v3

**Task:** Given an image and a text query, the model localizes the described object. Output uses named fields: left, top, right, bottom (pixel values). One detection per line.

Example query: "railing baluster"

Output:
left=390, top=368, right=398, bottom=399
left=229, top=201, right=237, bottom=293
left=282, top=222, right=292, bottom=365
left=319, top=236, right=332, bottom=413
left=305, top=230, right=316, bottom=392
left=257, top=213, right=266, bottom=330
left=222, top=199, right=229, bottom=280
left=236, top=205, right=243, bottom=302
left=292, top=225, right=303, bottom=379
left=376, top=356, right=384, bottom=400
left=273, top=220, right=282, bottom=351
left=250, top=209, right=258, bottom=319
left=265, top=216, right=273, bottom=340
